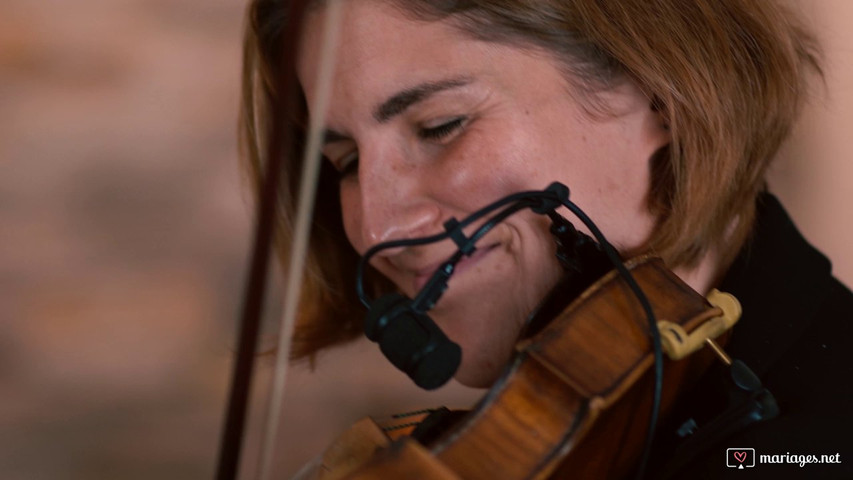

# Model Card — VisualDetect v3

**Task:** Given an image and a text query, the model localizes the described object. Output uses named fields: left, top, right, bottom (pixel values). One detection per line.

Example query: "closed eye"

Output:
left=322, top=136, right=359, bottom=179
left=418, top=117, right=466, bottom=141
left=336, top=151, right=359, bottom=179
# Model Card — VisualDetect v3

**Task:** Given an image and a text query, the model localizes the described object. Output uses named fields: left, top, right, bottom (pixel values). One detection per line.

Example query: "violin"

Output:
left=298, top=256, right=741, bottom=479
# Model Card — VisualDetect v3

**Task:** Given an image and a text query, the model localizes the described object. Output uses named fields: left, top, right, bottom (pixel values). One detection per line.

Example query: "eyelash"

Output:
left=419, top=117, right=466, bottom=141
left=332, top=117, right=467, bottom=179
left=336, top=153, right=358, bottom=178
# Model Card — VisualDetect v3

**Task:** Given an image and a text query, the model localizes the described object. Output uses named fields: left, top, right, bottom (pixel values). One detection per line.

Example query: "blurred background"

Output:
left=0, top=0, right=850, bottom=479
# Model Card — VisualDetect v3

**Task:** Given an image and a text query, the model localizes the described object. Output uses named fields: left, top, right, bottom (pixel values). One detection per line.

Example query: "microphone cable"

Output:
left=356, top=182, right=662, bottom=479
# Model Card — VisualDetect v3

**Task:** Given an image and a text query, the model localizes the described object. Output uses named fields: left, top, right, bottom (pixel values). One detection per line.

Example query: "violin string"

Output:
left=258, top=3, right=343, bottom=479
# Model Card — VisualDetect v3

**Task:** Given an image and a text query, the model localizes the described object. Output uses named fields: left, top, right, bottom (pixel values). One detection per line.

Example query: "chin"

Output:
left=453, top=369, right=495, bottom=389
left=436, top=307, right=527, bottom=389
left=452, top=344, right=515, bottom=389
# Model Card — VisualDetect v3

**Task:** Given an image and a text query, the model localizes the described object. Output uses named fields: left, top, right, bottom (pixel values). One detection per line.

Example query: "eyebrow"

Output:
left=321, top=77, right=472, bottom=146
left=373, top=77, right=471, bottom=123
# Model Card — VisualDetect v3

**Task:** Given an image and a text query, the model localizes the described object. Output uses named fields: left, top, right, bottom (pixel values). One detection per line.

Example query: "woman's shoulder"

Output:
left=651, top=193, right=853, bottom=479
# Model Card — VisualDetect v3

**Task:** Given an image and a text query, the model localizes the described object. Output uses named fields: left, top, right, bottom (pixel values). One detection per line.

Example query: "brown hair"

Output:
left=240, top=0, right=820, bottom=359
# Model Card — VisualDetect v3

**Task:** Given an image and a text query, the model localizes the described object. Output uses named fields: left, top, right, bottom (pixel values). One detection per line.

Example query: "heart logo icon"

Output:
left=734, top=451, right=747, bottom=463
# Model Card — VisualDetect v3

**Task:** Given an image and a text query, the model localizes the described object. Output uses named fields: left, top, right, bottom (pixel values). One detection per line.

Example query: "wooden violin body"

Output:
left=302, top=256, right=737, bottom=479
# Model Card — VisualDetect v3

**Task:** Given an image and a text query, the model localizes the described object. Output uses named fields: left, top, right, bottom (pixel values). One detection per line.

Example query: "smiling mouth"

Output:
left=412, top=243, right=500, bottom=293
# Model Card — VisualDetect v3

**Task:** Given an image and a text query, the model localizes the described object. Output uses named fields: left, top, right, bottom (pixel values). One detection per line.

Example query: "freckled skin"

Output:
left=297, top=1, right=670, bottom=387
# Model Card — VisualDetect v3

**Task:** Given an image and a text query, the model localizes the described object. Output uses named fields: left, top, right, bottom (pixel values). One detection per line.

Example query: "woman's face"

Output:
left=297, top=1, right=669, bottom=387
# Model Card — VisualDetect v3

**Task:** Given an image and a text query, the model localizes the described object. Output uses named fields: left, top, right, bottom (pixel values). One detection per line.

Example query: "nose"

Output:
left=354, top=143, right=442, bottom=249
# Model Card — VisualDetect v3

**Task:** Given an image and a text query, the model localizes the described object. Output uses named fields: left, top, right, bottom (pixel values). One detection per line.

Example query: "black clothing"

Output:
left=651, top=193, right=853, bottom=479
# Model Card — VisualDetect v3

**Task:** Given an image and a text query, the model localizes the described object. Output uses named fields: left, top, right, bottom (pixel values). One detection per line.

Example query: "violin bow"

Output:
left=214, top=1, right=342, bottom=479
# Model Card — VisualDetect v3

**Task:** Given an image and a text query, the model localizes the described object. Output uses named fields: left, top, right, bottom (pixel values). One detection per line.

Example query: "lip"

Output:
left=412, top=243, right=500, bottom=292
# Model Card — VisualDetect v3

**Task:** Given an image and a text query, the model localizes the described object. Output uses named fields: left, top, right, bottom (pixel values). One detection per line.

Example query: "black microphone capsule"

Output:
left=365, top=293, right=462, bottom=390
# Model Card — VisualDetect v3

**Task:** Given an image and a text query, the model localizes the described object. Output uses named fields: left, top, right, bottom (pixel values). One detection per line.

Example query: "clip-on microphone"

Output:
left=358, top=183, right=592, bottom=390
left=363, top=261, right=461, bottom=390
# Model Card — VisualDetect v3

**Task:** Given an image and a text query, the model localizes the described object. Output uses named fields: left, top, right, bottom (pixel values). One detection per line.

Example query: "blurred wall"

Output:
left=770, top=0, right=853, bottom=289
left=0, top=1, right=249, bottom=478
left=0, top=1, right=850, bottom=479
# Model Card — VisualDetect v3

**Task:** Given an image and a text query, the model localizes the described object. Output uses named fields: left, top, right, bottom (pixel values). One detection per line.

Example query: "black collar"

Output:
left=718, top=192, right=833, bottom=376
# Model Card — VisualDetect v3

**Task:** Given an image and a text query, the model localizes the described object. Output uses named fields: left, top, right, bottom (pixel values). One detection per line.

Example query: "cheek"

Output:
left=435, top=124, right=539, bottom=205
